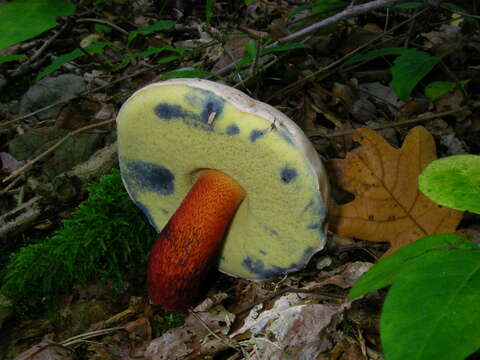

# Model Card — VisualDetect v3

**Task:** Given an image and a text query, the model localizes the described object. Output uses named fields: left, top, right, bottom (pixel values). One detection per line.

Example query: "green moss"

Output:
left=0, top=168, right=156, bottom=313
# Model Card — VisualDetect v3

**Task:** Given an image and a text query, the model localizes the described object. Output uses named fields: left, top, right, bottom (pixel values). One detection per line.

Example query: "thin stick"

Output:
left=1, top=62, right=171, bottom=127
left=214, top=0, right=410, bottom=77
left=265, top=7, right=428, bottom=102
left=11, top=22, right=70, bottom=78
left=3, top=119, right=114, bottom=183
left=76, top=18, right=129, bottom=35
left=189, top=310, right=242, bottom=353
left=307, top=106, right=473, bottom=138
left=61, top=327, right=124, bottom=347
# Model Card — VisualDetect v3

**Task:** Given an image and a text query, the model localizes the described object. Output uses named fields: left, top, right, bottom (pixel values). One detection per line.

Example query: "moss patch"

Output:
left=1, top=168, right=156, bottom=314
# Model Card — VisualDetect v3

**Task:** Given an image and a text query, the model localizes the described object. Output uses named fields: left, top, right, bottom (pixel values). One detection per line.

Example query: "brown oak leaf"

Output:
left=328, top=126, right=463, bottom=256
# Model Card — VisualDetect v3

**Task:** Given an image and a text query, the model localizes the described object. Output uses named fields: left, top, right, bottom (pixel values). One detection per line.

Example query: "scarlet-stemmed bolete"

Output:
left=117, top=79, right=330, bottom=312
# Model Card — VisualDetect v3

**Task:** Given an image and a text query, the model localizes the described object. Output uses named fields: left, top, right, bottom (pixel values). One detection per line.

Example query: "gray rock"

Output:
left=8, top=127, right=103, bottom=177
left=19, top=74, right=86, bottom=120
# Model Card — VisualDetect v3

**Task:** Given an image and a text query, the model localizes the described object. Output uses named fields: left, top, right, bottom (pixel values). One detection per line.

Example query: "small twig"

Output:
left=61, top=327, right=124, bottom=347
left=0, top=63, right=168, bottom=128
left=2, top=119, right=114, bottom=183
left=76, top=18, right=129, bottom=35
left=266, top=7, right=428, bottom=102
left=307, top=106, right=473, bottom=138
left=11, top=22, right=70, bottom=77
left=189, top=310, right=242, bottom=353
left=214, top=0, right=409, bottom=77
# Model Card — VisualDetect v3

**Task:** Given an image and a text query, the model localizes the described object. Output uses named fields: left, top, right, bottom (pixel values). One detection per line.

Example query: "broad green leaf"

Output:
left=348, top=234, right=476, bottom=300
left=381, top=249, right=480, bottom=360
left=392, top=2, right=424, bottom=9
left=0, top=54, right=27, bottom=64
left=160, top=69, right=216, bottom=80
left=261, top=42, right=310, bottom=55
left=344, top=47, right=408, bottom=65
left=419, top=154, right=480, bottom=214
left=425, top=81, right=459, bottom=101
left=36, top=42, right=112, bottom=81
left=0, top=0, right=75, bottom=51
left=391, top=49, right=442, bottom=101
left=127, top=20, right=175, bottom=45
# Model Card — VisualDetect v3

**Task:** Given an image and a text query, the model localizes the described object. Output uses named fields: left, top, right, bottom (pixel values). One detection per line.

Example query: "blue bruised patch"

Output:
left=185, top=89, right=225, bottom=123
left=313, top=203, right=326, bottom=215
left=249, top=129, right=266, bottom=142
left=226, top=124, right=240, bottom=135
left=280, top=166, right=298, bottom=184
left=308, top=223, right=321, bottom=229
left=242, top=257, right=285, bottom=278
left=122, top=158, right=175, bottom=195
left=154, top=103, right=187, bottom=120
left=133, top=200, right=158, bottom=231
left=279, top=130, right=296, bottom=146
left=301, top=247, right=317, bottom=262
left=153, top=103, right=212, bottom=131
left=303, top=199, right=314, bottom=212
left=200, top=96, right=225, bottom=123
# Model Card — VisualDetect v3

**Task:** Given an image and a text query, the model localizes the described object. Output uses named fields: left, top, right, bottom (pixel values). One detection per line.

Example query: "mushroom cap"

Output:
left=117, top=78, right=330, bottom=280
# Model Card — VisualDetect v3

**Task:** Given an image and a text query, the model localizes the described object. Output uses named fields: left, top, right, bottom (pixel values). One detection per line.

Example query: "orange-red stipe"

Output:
left=147, top=169, right=246, bottom=312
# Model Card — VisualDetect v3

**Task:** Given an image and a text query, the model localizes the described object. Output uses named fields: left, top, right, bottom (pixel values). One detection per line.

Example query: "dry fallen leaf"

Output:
left=328, top=126, right=463, bottom=256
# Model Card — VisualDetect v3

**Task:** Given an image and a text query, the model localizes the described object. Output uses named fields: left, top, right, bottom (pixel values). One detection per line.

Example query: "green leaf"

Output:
left=0, top=54, right=27, bottom=64
left=381, top=248, right=480, bottom=360
left=425, top=81, right=459, bottom=101
left=344, top=47, right=409, bottom=65
left=313, top=0, right=347, bottom=17
left=391, top=49, right=442, bottom=101
left=392, top=2, right=424, bottom=9
left=419, top=154, right=480, bottom=214
left=348, top=234, right=476, bottom=300
left=36, top=42, right=112, bottom=81
left=245, top=40, right=257, bottom=60
left=127, top=20, right=175, bottom=45
left=287, top=3, right=313, bottom=22
left=443, top=2, right=478, bottom=25
left=0, top=0, right=75, bottom=51
left=261, top=42, right=310, bottom=55
left=160, top=69, right=216, bottom=80
left=206, top=0, right=215, bottom=25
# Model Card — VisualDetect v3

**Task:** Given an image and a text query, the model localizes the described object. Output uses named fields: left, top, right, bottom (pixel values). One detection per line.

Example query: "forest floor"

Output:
left=1, top=1, right=479, bottom=359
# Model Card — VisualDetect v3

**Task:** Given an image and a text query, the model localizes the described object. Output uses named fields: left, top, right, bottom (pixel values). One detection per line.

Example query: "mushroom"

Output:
left=117, top=78, right=330, bottom=312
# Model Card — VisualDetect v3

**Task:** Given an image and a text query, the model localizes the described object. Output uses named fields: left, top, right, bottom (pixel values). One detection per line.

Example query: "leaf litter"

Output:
left=1, top=0, right=480, bottom=359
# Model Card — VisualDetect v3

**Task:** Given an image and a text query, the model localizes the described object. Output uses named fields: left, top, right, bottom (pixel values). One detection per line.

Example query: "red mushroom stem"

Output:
left=147, top=169, right=246, bottom=312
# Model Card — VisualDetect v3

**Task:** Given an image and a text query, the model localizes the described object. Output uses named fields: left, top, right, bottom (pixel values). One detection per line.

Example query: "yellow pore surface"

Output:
left=117, top=83, right=327, bottom=279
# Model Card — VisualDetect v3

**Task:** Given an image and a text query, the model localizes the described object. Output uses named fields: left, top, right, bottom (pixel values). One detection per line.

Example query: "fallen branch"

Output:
left=307, top=105, right=475, bottom=138
left=214, top=0, right=410, bottom=77
left=0, top=142, right=118, bottom=240
left=3, top=119, right=114, bottom=183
